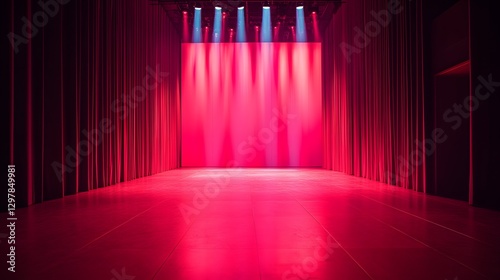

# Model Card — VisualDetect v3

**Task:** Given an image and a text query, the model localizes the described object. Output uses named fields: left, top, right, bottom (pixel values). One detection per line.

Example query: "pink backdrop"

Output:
left=181, top=43, right=322, bottom=167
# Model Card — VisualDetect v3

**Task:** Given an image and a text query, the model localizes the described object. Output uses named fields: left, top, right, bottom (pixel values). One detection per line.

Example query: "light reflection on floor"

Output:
left=6, top=168, right=500, bottom=280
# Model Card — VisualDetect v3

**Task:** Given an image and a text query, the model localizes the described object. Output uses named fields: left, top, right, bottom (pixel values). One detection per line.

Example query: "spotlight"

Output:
left=310, top=6, right=319, bottom=15
left=237, top=5, right=247, bottom=42
left=296, top=2, right=307, bottom=42
left=297, top=2, right=304, bottom=10
left=213, top=4, right=222, bottom=43
left=181, top=4, right=189, bottom=14
left=192, top=5, right=202, bottom=43
left=261, top=2, right=272, bottom=42
left=263, top=1, right=270, bottom=9
left=194, top=2, right=201, bottom=10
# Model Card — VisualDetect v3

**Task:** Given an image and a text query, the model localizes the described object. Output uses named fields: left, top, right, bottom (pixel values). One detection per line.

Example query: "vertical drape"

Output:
left=5, top=0, right=181, bottom=207
left=323, top=0, right=425, bottom=191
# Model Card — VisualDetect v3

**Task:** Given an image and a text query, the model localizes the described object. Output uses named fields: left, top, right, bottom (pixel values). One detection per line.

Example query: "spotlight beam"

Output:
left=261, top=5, right=272, bottom=42
left=192, top=6, right=202, bottom=43
left=237, top=6, right=247, bottom=42
left=296, top=5, right=307, bottom=42
left=213, top=6, right=222, bottom=42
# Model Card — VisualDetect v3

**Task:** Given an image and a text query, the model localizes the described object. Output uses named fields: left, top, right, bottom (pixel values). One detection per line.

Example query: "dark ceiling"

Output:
left=150, top=0, right=345, bottom=41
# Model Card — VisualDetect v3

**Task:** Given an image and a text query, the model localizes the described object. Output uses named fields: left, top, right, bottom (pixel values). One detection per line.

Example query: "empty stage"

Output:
left=7, top=168, right=500, bottom=280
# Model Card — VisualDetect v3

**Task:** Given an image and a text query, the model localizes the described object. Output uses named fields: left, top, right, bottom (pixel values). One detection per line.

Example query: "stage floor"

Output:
left=5, top=168, right=500, bottom=279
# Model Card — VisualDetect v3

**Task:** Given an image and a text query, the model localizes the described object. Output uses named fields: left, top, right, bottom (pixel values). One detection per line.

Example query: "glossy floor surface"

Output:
left=3, top=168, right=500, bottom=280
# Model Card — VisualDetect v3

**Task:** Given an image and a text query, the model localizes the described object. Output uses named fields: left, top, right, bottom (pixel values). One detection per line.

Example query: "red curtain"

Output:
left=322, top=0, right=426, bottom=191
left=5, top=0, right=180, bottom=206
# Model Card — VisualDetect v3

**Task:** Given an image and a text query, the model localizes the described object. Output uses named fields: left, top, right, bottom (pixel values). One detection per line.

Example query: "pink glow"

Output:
left=204, top=27, right=209, bottom=42
left=312, top=13, right=321, bottom=41
left=222, top=13, right=227, bottom=42
left=183, top=12, right=189, bottom=42
left=181, top=43, right=322, bottom=167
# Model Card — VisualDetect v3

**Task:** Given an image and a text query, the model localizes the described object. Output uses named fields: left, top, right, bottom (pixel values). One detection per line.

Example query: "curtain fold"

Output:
left=5, top=0, right=181, bottom=207
left=323, top=0, right=425, bottom=191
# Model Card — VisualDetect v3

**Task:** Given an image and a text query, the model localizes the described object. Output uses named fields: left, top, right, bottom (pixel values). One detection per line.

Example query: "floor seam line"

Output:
left=357, top=194, right=490, bottom=245
left=151, top=214, right=195, bottom=279
left=251, top=198, right=263, bottom=280
left=348, top=201, right=489, bottom=279
left=295, top=198, right=375, bottom=280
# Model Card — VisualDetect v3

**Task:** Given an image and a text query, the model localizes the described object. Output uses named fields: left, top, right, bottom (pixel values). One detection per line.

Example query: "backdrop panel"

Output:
left=181, top=43, right=322, bottom=167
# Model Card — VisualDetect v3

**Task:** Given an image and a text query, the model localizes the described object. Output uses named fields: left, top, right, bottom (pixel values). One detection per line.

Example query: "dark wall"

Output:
left=433, top=72, right=470, bottom=201
left=423, top=0, right=500, bottom=210
left=425, top=0, right=470, bottom=201
left=430, top=0, right=469, bottom=74
left=470, top=1, right=500, bottom=210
